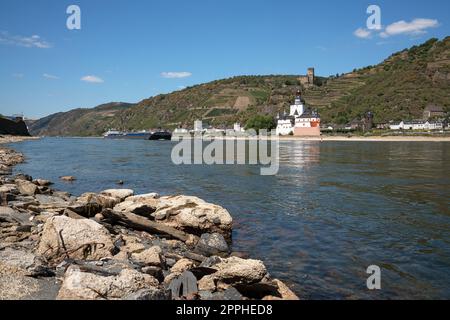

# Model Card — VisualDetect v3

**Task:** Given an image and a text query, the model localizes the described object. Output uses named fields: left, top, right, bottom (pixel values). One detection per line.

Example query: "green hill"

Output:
left=29, top=37, right=450, bottom=136
left=29, top=102, right=136, bottom=136
left=326, top=37, right=450, bottom=124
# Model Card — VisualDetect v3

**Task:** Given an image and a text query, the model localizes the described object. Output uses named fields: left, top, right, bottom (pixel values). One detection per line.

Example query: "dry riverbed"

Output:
left=0, top=144, right=298, bottom=300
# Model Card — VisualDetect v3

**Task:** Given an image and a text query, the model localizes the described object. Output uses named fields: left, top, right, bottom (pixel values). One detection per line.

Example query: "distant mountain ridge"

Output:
left=29, top=102, right=136, bottom=136
left=29, top=37, right=450, bottom=136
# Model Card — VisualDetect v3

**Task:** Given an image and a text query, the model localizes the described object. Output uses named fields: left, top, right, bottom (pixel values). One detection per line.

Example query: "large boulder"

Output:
left=170, top=258, right=194, bottom=274
left=195, top=233, right=229, bottom=257
left=113, top=193, right=160, bottom=216
left=100, top=189, right=134, bottom=201
left=203, top=256, right=267, bottom=285
left=130, top=246, right=164, bottom=267
left=148, top=196, right=233, bottom=238
left=74, top=193, right=120, bottom=214
left=16, top=180, right=39, bottom=196
left=57, top=266, right=160, bottom=300
left=113, top=201, right=156, bottom=217
left=37, top=216, right=115, bottom=261
left=272, top=279, right=299, bottom=300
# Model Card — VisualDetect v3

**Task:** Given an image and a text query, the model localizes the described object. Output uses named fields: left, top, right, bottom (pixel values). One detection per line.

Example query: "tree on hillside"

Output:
left=245, top=115, right=276, bottom=134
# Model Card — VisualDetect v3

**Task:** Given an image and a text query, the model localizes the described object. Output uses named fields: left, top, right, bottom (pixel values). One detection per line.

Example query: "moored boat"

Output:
left=103, top=129, right=152, bottom=139
left=149, top=130, right=172, bottom=141
left=103, top=129, right=124, bottom=139
left=103, top=129, right=171, bottom=140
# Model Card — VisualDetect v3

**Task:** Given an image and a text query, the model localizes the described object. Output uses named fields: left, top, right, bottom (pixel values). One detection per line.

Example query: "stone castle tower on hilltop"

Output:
left=299, top=68, right=315, bottom=87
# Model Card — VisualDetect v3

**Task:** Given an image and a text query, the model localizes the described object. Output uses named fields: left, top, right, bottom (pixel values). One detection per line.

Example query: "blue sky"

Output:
left=0, top=0, right=449, bottom=118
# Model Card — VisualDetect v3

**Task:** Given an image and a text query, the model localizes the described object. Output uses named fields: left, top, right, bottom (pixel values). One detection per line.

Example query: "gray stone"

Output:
left=168, top=271, right=198, bottom=299
left=0, top=248, right=53, bottom=277
left=0, top=274, right=60, bottom=300
left=198, top=290, right=214, bottom=300
left=0, top=206, right=32, bottom=225
left=53, top=191, right=72, bottom=201
left=35, top=194, right=68, bottom=205
left=200, top=256, right=222, bottom=268
left=124, top=288, right=170, bottom=300
left=141, top=266, right=164, bottom=282
left=213, top=287, right=244, bottom=300
left=166, top=258, right=176, bottom=267
left=195, top=233, right=229, bottom=257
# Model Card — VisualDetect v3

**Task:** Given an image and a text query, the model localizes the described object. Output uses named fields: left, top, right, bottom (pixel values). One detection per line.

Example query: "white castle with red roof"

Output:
left=275, top=90, right=321, bottom=136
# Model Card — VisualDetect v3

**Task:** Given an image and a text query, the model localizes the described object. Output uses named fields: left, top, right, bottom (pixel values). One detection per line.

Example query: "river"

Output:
left=10, top=137, right=450, bottom=299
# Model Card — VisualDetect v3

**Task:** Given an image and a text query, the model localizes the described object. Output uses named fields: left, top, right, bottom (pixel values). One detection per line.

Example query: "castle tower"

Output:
left=364, top=111, right=374, bottom=131
left=290, top=90, right=304, bottom=117
left=307, top=68, right=315, bottom=85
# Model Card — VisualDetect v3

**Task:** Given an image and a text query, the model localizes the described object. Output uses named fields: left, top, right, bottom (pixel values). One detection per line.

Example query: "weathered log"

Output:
left=183, top=251, right=207, bottom=263
left=102, top=209, right=197, bottom=243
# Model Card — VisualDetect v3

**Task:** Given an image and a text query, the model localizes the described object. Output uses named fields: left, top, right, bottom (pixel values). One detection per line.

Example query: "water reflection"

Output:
left=279, top=141, right=320, bottom=168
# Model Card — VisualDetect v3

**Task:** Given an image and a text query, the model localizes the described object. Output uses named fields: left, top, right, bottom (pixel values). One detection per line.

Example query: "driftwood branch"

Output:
left=102, top=209, right=197, bottom=243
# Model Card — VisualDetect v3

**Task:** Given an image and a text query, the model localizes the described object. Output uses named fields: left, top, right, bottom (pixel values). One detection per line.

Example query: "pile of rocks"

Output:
left=0, top=147, right=24, bottom=176
left=0, top=148, right=298, bottom=300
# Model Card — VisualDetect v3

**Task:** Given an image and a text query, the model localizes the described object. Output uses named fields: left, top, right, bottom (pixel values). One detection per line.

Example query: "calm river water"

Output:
left=11, top=138, right=450, bottom=299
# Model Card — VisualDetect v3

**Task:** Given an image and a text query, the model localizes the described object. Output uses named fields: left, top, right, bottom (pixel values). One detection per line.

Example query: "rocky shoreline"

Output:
left=0, top=143, right=298, bottom=300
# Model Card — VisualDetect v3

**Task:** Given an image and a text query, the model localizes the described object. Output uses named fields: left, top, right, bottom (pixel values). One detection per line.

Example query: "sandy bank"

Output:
left=278, top=135, right=450, bottom=142
left=0, top=135, right=39, bottom=145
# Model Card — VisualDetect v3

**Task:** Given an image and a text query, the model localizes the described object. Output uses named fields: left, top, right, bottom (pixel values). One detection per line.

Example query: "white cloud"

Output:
left=12, top=73, right=24, bottom=78
left=43, top=73, right=59, bottom=80
left=354, top=18, right=439, bottom=40
left=0, top=31, right=51, bottom=48
left=382, top=18, right=439, bottom=38
left=81, top=75, right=104, bottom=83
left=161, top=72, right=192, bottom=79
left=354, top=28, right=372, bottom=39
